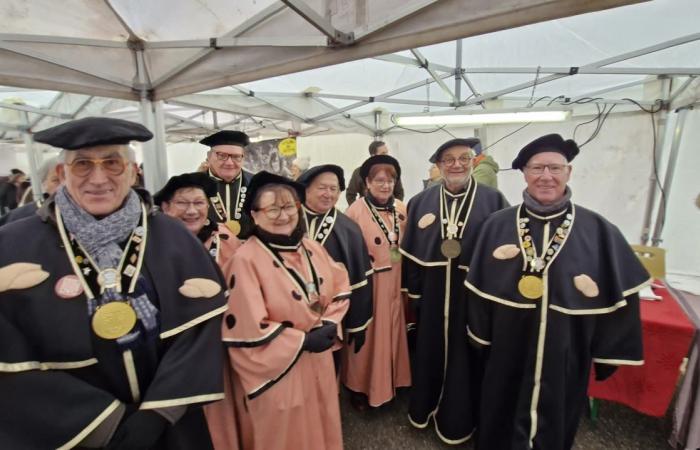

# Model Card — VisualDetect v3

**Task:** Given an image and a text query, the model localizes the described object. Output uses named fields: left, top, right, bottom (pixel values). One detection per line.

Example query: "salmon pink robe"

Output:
left=342, top=198, right=411, bottom=406
left=210, top=236, right=350, bottom=450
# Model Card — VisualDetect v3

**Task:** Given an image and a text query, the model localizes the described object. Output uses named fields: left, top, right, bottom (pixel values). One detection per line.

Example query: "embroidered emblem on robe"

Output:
left=573, top=274, right=599, bottom=298
left=178, top=278, right=222, bottom=299
left=418, top=213, right=436, bottom=229
left=0, top=263, right=50, bottom=292
left=492, top=244, right=520, bottom=260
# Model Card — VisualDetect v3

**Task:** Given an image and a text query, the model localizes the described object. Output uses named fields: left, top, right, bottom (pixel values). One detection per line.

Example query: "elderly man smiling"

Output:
left=465, top=134, right=651, bottom=450
left=0, top=117, right=228, bottom=450
left=400, top=138, right=508, bottom=444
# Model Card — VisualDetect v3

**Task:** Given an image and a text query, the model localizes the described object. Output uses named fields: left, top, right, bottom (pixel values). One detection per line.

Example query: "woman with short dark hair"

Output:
left=210, top=171, right=350, bottom=450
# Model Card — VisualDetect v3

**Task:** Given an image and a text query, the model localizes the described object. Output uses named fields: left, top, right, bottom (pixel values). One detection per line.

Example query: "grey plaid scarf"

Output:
left=55, top=186, right=158, bottom=345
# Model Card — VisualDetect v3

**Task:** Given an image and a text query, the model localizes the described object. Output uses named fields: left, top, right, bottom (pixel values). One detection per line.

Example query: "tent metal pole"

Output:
left=150, top=3, right=287, bottom=88
left=280, top=0, right=353, bottom=45
left=22, top=131, right=43, bottom=201
left=139, top=99, right=159, bottom=193
left=152, top=101, right=169, bottom=190
left=455, top=39, right=463, bottom=102
left=651, top=107, right=689, bottom=246
left=410, top=48, right=458, bottom=105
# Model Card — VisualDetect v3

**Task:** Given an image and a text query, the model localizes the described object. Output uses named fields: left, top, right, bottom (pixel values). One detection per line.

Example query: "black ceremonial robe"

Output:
left=206, top=169, right=254, bottom=235
left=0, top=194, right=228, bottom=450
left=465, top=203, right=651, bottom=450
left=0, top=198, right=41, bottom=227
left=400, top=181, right=507, bottom=443
left=304, top=207, right=373, bottom=333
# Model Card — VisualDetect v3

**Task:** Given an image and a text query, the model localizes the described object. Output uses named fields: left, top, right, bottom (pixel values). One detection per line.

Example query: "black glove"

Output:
left=347, top=330, right=366, bottom=353
left=302, top=322, right=337, bottom=353
left=106, top=409, right=169, bottom=450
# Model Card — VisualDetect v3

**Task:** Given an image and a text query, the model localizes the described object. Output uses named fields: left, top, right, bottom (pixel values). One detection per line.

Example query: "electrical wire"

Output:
left=649, top=109, right=667, bottom=232
left=389, top=114, right=456, bottom=138
left=483, top=122, right=533, bottom=153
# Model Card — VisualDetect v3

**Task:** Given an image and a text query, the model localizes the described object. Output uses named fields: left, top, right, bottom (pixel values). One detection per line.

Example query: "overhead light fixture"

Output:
left=393, top=108, right=570, bottom=126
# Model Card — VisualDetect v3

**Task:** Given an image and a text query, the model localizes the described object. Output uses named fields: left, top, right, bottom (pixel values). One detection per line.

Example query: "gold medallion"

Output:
left=92, top=302, right=137, bottom=340
left=390, top=247, right=402, bottom=263
left=226, top=220, right=241, bottom=236
left=440, top=239, right=461, bottom=258
left=518, top=275, right=544, bottom=300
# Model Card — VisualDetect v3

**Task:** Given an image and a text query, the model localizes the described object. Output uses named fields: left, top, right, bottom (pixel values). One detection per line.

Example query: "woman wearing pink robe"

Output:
left=342, top=155, right=411, bottom=408
left=155, top=172, right=242, bottom=268
left=211, top=171, right=350, bottom=450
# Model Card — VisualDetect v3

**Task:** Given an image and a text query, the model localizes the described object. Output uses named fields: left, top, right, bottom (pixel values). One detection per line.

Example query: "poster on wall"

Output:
left=245, top=137, right=297, bottom=177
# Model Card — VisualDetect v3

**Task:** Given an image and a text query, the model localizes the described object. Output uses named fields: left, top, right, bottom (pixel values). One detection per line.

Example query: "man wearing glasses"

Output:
left=465, top=134, right=649, bottom=449
left=0, top=117, right=228, bottom=449
left=199, top=130, right=254, bottom=237
left=400, top=138, right=508, bottom=444
left=296, top=165, right=373, bottom=359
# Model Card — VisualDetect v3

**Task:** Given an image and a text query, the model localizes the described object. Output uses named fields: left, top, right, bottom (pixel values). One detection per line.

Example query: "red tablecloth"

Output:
left=588, top=281, right=695, bottom=417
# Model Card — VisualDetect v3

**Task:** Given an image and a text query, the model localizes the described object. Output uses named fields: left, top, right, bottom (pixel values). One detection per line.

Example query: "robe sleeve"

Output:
left=222, top=254, right=306, bottom=399
left=466, top=289, right=493, bottom=349
left=322, top=259, right=351, bottom=339
left=399, top=197, right=425, bottom=302
left=0, top=313, right=119, bottom=450
left=140, top=316, right=225, bottom=409
left=590, top=292, right=644, bottom=381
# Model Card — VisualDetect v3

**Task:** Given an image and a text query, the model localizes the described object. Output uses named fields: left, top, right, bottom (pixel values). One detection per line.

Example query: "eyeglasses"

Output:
left=370, top=178, right=395, bottom=187
left=171, top=200, right=208, bottom=211
left=213, top=152, right=244, bottom=163
left=439, top=156, right=473, bottom=167
left=65, top=157, right=128, bottom=177
left=256, top=202, right=300, bottom=219
left=525, top=164, right=568, bottom=175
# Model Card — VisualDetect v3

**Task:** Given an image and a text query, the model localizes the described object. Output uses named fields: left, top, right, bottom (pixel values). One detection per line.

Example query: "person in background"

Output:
left=346, top=141, right=404, bottom=205
left=0, top=168, right=27, bottom=215
left=0, top=157, right=60, bottom=227
left=0, top=117, right=228, bottom=450
left=470, top=141, right=500, bottom=189
left=297, top=165, right=373, bottom=360
left=212, top=171, right=350, bottom=450
left=290, top=156, right=310, bottom=180
left=401, top=138, right=508, bottom=444
left=343, top=155, right=411, bottom=410
left=155, top=172, right=241, bottom=268
left=465, top=133, right=650, bottom=450
left=198, top=130, right=254, bottom=238
left=422, top=163, right=442, bottom=189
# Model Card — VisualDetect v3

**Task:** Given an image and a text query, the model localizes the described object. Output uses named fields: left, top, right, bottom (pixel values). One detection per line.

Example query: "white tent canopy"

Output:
left=1, top=0, right=699, bottom=281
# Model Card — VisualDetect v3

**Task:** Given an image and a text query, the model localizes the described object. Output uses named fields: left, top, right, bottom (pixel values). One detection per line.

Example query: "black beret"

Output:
left=511, top=134, right=579, bottom=170
left=296, top=164, right=346, bottom=192
left=429, top=138, right=481, bottom=163
left=153, top=172, right=217, bottom=206
left=33, top=117, right=152, bottom=150
left=359, top=155, right=401, bottom=180
left=242, top=171, right=305, bottom=214
left=199, top=130, right=250, bottom=148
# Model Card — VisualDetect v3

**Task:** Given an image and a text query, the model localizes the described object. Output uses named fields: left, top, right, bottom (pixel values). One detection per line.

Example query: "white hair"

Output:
left=293, top=156, right=311, bottom=171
